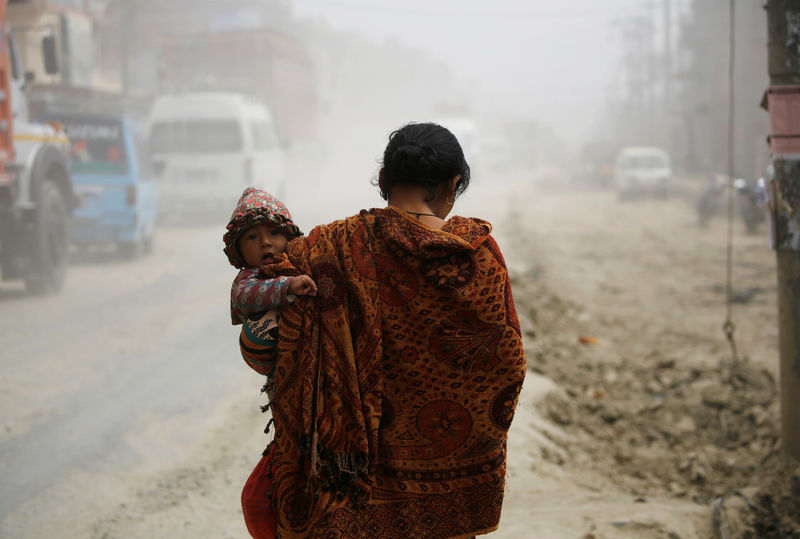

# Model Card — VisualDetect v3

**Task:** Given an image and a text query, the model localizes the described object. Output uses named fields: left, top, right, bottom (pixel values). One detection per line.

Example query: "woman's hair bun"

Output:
left=390, top=143, right=428, bottom=170
left=378, top=122, right=470, bottom=201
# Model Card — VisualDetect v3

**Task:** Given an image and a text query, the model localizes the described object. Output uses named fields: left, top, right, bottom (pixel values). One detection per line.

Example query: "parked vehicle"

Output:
left=614, top=147, right=672, bottom=199
left=696, top=173, right=727, bottom=227
left=148, top=92, right=286, bottom=222
left=38, top=112, right=157, bottom=257
left=0, top=2, right=75, bottom=293
left=577, top=140, right=617, bottom=188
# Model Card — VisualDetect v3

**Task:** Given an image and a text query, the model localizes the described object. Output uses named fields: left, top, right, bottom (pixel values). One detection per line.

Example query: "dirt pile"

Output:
left=712, top=454, right=800, bottom=538
left=509, top=269, right=798, bottom=537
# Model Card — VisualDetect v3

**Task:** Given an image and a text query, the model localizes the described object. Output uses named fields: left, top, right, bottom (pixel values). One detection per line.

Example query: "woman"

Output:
left=247, top=122, right=526, bottom=538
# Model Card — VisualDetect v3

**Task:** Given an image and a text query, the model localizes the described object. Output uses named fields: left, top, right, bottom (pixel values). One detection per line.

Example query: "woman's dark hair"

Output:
left=378, top=122, right=470, bottom=201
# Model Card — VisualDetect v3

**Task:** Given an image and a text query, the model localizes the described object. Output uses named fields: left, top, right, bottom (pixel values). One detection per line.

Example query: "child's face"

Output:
left=237, top=223, right=289, bottom=267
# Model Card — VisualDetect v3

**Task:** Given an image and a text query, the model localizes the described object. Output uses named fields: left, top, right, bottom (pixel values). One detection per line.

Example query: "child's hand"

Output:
left=288, top=275, right=317, bottom=296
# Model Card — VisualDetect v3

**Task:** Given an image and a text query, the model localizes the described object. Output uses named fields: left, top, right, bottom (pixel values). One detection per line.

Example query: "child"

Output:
left=223, top=187, right=316, bottom=539
left=223, top=187, right=316, bottom=388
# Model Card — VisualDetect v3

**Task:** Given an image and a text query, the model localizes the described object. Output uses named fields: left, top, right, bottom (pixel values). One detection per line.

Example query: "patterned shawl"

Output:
left=268, top=207, right=526, bottom=538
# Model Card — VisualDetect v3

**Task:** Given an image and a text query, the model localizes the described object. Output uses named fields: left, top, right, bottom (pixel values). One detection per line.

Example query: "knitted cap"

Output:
left=223, top=187, right=302, bottom=268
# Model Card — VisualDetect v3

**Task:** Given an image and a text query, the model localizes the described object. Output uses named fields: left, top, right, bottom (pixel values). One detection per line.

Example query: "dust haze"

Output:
left=1, top=1, right=792, bottom=538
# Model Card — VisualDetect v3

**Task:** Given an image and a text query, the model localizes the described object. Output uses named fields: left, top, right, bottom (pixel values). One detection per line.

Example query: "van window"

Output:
left=250, top=121, right=277, bottom=151
left=621, top=155, right=667, bottom=169
left=57, top=118, right=129, bottom=175
left=150, top=120, right=243, bottom=153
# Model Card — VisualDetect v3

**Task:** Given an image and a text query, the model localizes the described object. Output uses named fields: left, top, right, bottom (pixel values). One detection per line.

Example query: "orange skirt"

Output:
left=241, top=446, right=278, bottom=539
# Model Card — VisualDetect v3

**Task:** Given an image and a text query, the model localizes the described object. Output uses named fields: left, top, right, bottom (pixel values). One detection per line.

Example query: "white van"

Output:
left=148, top=92, right=286, bottom=220
left=614, top=146, right=672, bottom=198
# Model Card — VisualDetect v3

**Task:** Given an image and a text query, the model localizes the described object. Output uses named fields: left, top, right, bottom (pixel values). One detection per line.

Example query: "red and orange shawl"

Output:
left=266, top=207, right=526, bottom=538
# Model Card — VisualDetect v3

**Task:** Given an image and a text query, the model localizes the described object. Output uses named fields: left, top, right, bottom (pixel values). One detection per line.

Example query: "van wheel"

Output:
left=25, top=181, right=69, bottom=294
left=142, top=232, right=154, bottom=255
left=117, top=240, right=141, bottom=259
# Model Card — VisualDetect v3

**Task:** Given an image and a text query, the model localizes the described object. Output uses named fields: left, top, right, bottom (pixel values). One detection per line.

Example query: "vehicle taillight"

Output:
left=244, top=158, right=253, bottom=185
left=126, top=185, right=136, bottom=206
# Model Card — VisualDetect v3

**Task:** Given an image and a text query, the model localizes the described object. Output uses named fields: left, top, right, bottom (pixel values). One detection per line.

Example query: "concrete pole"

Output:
left=663, top=0, right=672, bottom=152
left=766, top=0, right=800, bottom=460
left=120, top=0, right=130, bottom=98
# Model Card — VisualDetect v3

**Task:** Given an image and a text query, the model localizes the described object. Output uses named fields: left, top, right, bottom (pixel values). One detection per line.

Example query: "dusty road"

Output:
left=0, top=174, right=794, bottom=538
left=0, top=225, right=268, bottom=537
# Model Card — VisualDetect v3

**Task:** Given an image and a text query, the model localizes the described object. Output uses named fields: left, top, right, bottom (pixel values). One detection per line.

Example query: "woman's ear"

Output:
left=450, top=174, right=462, bottom=194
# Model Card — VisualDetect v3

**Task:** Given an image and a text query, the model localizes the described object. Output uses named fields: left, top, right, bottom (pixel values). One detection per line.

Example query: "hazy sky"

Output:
left=291, top=0, right=680, bottom=144
left=282, top=0, right=694, bottom=226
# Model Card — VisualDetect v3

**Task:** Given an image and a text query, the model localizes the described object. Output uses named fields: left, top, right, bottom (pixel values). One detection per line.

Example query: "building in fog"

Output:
left=7, top=0, right=296, bottom=120
left=96, top=0, right=292, bottom=95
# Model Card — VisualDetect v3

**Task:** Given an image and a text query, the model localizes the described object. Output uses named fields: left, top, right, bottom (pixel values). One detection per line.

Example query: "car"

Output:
left=613, top=146, right=672, bottom=198
left=38, top=112, right=158, bottom=257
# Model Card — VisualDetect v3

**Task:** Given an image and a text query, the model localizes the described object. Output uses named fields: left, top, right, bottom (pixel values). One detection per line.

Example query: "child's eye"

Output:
left=247, top=233, right=257, bottom=240
left=270, top=229, right=281, bottom=236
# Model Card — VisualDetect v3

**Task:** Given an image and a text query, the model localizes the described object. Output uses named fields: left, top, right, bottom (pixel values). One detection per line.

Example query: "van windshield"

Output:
left=622, top=155, right=667, bottom=169
left=44, top=117, right=128, bottom=176
left=150, top=120, right=243, bottom=153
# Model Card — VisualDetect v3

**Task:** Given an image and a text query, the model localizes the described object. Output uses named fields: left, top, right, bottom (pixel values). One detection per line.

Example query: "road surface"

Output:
left=0, top=225, right=265, bottom=536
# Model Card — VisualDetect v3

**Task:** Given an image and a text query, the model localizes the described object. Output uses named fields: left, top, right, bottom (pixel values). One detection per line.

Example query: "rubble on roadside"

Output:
left=509, top=268, right=799, bottom=537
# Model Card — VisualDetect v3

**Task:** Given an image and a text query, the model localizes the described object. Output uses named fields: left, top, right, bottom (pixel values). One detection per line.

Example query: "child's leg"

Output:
left=240, top=310, right=279, bottom=378
left=248, top=308, right=279, bottom=341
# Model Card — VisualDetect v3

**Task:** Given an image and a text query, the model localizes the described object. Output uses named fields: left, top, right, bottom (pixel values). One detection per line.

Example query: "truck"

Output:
left=0, top=0, right=74, bottom=293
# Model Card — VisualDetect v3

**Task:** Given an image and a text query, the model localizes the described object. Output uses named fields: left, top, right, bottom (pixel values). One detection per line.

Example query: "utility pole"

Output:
left=646, top=0, right=657, bottom=135
left=765, top=0, right=800, bottom=460
left=119, top=0, right=130, bottom=98
left=663, top=0, right=672, bottom=152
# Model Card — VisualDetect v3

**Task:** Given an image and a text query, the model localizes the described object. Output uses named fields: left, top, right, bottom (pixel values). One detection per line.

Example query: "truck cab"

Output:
left=0, top=0, right=74, bottom=293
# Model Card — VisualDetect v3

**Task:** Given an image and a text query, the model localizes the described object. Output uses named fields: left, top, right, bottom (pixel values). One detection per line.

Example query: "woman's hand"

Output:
left=288, top=274, right=317, bottom=296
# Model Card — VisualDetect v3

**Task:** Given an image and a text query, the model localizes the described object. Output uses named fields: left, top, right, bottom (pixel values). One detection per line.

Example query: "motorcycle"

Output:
left=733, top=177, right=766, bottom=234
